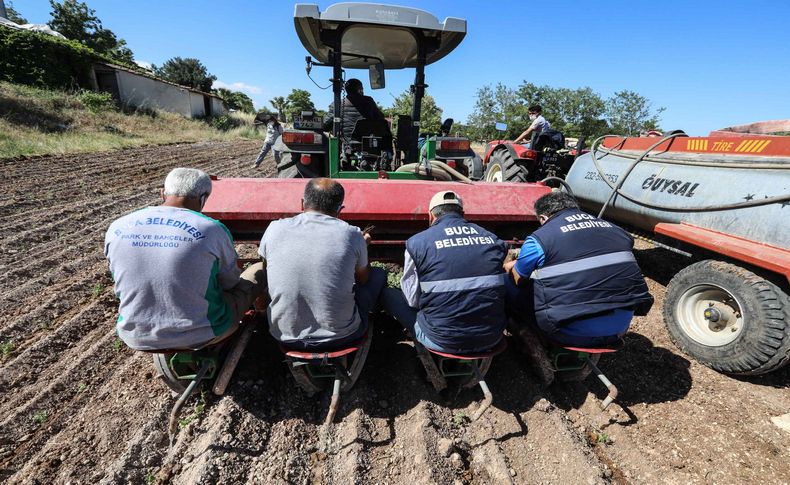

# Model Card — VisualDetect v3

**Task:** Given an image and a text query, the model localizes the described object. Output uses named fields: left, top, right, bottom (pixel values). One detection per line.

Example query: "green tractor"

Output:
left=275, top=3, right=483, bottom=181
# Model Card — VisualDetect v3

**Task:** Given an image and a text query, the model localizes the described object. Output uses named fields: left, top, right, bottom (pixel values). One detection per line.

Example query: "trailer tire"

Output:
left=484, top=149, right=528, bottom=183
left=276, top=152, right=300, bottom=178
left=663, top=260, right=790, bottom=375
left=465, top=153, right=485, bottom=180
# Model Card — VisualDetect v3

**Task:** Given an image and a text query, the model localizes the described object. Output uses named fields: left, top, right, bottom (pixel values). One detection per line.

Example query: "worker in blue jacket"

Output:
left=504, top=191, right=653, bottom=347
left=382, top=190, right=508, bottom=353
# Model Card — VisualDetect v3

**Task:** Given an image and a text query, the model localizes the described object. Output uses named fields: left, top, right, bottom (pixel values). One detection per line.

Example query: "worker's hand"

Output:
left=503, top=260, right=517, bottom=272
left=362, top=225, right=374, bottom=245
left=503, top=248, right=520, bottom=264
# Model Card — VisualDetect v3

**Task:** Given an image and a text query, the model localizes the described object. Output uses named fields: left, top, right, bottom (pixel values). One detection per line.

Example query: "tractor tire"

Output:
left=663, top=260, right=790, bottom=375
left=276, top=152, right=300, bottom=178
left=153, top=353, right=188, bottom=394
left=556, top=353, right=600, bottom=383
left=463, top=153, right=485, bottom=180
left=484, top=149, right=528, bottom=183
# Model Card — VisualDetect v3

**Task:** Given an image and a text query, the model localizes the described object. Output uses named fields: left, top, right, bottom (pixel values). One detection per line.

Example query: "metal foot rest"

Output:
left=416, top=338, right=507, bottom=421
left=281, top=329, right=372, bottom=425
left=550, top=339, right=622, bottom=410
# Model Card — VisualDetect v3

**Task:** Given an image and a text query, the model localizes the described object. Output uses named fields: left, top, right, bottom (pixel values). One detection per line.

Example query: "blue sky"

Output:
left=15, top=0, right=790, bottom=135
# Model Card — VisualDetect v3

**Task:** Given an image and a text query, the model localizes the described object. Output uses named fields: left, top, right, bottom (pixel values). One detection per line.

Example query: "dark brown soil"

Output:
left=0, top=141, right=787, bottom=484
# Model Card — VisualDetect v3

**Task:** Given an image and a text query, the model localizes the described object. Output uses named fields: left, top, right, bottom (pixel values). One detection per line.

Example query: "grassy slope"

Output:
left=0, top=82, right=259, bottom=159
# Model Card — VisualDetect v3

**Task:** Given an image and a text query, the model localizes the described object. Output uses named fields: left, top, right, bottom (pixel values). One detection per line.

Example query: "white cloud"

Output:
left=134, top=60, right=153, bottom=70
left=214, top=80, right=263, bottom=95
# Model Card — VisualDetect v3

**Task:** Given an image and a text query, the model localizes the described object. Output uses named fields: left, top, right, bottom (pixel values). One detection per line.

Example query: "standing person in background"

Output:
left=513, top=105, right=550, bottom=146
left=252, top=115, right=283, bottom=168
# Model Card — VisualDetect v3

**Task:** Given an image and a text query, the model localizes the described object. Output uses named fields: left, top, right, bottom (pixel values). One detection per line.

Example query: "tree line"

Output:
left=467, top=82, right=665, bottom=141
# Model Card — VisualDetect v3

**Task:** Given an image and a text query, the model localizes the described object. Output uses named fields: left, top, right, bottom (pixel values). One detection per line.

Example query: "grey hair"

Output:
left=163, top=168, right=212, bottom=198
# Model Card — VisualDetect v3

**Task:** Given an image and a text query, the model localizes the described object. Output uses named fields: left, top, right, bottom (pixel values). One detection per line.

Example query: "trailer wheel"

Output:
left=276, top=152, right=299, bottom=178
left=484, top=149, right=527, bottom=183
left=664, top=260, right=790, bottom=375
left=153, top=353, right=188, bottom=393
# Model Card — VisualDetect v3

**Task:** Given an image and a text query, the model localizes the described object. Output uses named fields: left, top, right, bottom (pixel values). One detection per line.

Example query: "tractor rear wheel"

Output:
left=484, top=149, right=528, bottom=183
left=276, top=152, right=299, bottom=178
left=663, top=260, right=790, bottom=375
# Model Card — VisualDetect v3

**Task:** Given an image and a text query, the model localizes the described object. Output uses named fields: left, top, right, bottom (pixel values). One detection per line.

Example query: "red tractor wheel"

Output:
left=484, top=149, right=528, bottom=183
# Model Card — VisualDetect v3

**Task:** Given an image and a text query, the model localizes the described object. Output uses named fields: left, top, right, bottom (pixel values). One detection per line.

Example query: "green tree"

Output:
left=214, top=88, right=254, bottom=113
left=47, top=0, right=133, bottom=64
left=5, top=1, right=28, bottom=24
left=155, top=57, right=216, bottom=92
left=467, top=83, right=522, bottom=140
left=385, top=89, right=443, bottom=134
left=285, top=89, right=316, bottom=116
left=269, top=96, right=287, bottom=121
left=605, top=90, right=664, bottom=136
left=516, top=82, right=608, bottom=139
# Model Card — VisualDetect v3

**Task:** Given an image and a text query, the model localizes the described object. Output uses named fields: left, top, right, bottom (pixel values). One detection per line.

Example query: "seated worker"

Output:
left=504, top=192, right=653, bottom=347
left=513, top=104, right=550, bottom=146
left=382, top=191, right=508, bottom=353
left=327, top=78, right=392, bottom=143
left=104, top=168, right=266, bottom=351
left=259, top=178, right=386, bottom=350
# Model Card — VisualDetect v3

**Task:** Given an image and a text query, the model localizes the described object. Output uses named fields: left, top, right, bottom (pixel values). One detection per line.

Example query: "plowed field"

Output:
left=1, top=140, right=788, bottom=485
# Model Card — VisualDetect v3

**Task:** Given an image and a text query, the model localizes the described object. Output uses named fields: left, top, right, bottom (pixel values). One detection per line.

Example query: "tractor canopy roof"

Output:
left=294, top=3, right=467, bottom=69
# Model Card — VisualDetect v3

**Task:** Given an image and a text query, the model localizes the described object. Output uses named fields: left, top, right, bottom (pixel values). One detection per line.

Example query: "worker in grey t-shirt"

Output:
left=259, top=178, right=386, bottom=350
left=105, top=168, right=266, bottom=351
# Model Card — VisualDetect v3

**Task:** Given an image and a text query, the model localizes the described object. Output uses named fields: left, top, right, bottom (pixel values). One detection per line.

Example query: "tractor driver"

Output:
left=259, top=178, right=387, bottom=350
left=382, top=191, right=508, bottom=353
left=513, top=105, right=550, bottom=146
left=504, top=191, right=654, bottom=347
left=104, top=168, right=266, bottom=351
left=327, top=78, right=393, bottom=145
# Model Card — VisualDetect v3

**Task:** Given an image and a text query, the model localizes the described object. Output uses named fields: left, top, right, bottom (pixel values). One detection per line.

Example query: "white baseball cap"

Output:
left=429, top=190, right=463, bottom=211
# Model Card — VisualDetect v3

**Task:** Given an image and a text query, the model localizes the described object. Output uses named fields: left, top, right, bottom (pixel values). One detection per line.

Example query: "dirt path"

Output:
left=0, top=141, right=788, bottom=484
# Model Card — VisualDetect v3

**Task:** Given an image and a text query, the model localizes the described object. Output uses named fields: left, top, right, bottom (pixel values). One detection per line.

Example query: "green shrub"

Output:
left=210, top=114, right=240, bottom=131
left=0, top=26, right=138, bottom=91
left=79, top=90, right=116, bottom=112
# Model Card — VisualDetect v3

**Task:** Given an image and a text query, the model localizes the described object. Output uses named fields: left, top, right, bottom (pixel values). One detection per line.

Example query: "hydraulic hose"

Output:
left=396, top=160, right=474, bottom=184
left=594, top=132, right=686, bottom=217
left=539, top=176, right=574, bottom=195
left=588, top=135, right=790, bottom=215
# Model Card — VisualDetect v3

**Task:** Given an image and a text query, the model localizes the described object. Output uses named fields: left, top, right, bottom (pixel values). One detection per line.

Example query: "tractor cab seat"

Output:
left=348, top=119, right=393, bottom=149
left=532, top=129, right=566, bottom=152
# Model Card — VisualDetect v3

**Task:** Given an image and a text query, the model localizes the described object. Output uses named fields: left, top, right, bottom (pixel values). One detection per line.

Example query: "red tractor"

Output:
left=482, top=123, right=582, bottom=183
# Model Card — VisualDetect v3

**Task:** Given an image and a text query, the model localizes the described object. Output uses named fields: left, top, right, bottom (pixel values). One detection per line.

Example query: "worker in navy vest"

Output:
left=504, top=192, right=653, bottom=347
left=382, top=191, right=508, bottom=353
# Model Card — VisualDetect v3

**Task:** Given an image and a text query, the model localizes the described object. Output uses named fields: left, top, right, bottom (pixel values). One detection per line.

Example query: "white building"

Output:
left=92, top=62, right=227, bottom=118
